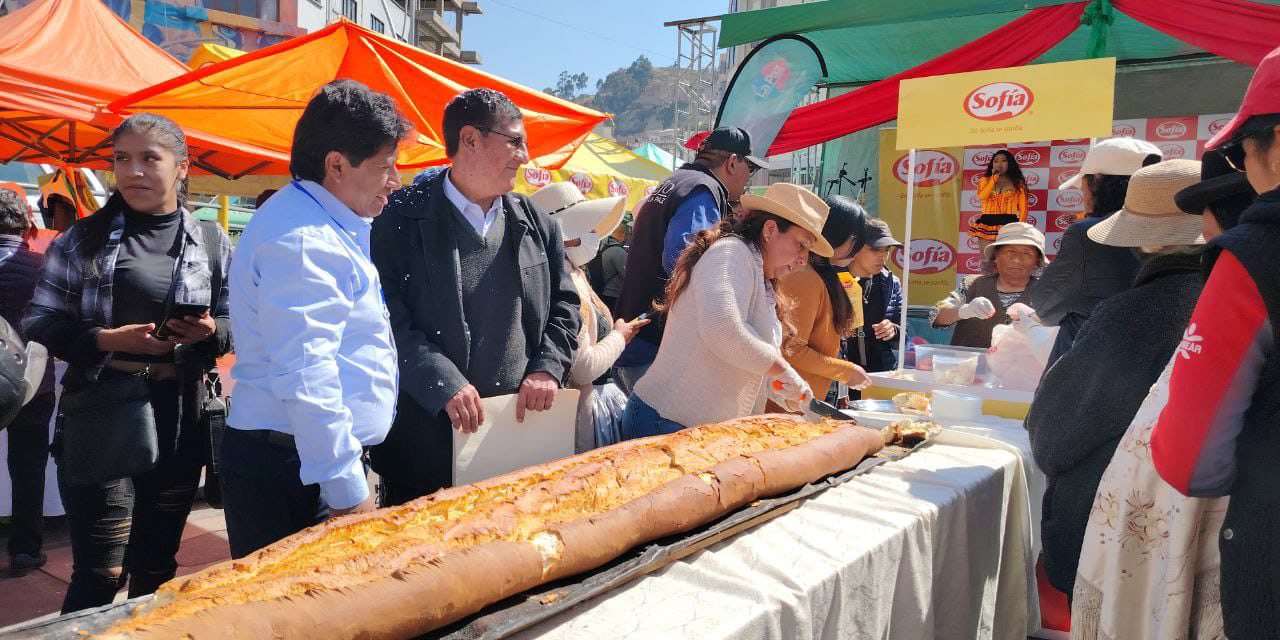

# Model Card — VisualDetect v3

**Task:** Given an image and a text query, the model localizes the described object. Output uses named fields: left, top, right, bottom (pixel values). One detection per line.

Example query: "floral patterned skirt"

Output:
left=1072, top=355, right=1228, bottom=639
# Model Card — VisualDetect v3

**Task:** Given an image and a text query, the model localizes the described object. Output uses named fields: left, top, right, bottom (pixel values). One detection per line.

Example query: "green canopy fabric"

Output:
left=721, top=0, right=1280, bottom=84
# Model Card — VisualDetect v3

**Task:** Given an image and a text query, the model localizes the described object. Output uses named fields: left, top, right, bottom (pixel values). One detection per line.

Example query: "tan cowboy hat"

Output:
left=982, top=222, right=1048, bottom=267
left=528, top=182, right=626, bottom=239
left=1087, top=159, right=1206, bottom=248
left=739, top=182, right=834, bottom=257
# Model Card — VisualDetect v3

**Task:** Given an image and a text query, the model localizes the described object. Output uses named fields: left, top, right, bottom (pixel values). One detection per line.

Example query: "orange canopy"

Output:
left=110, top=19, right=610, bottom=170
left=0, top=0, right=287, bottom=178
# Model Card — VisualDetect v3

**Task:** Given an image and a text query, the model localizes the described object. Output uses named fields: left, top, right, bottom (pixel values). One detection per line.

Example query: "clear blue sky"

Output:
left=466, top=0, right=728, bottom=94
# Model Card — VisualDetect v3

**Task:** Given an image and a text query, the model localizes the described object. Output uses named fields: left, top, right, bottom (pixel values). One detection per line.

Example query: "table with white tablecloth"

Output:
left=512, top=431, right=1041, bottom=640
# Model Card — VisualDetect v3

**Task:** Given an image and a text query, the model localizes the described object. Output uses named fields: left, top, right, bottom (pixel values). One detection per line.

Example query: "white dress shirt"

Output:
left=443, top=169, right=503, bottom=236
left=228, top=180, right=398, bottom=510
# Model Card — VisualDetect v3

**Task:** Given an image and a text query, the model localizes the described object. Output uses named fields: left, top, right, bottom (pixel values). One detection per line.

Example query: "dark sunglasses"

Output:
left=476, top=126, right=527, bottom=150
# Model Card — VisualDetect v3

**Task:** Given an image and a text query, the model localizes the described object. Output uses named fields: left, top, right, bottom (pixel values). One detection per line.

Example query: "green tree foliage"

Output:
left=594, top=55, right=653, bottom=116
left=545, top=71, right=589, bottom=100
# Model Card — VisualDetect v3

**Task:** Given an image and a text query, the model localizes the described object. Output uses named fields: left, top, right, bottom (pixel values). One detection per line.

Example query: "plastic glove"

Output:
left=767, top=365, right=813, bottom=412
left=957, top=297, right=997, bottom=320
left=1005, top=302, right=1040, bottom=325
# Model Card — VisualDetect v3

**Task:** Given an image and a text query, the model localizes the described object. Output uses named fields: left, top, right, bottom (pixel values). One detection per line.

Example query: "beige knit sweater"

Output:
left=567, top=267, right=626, bottom=452
left=634, top=236, right=781, bottom=427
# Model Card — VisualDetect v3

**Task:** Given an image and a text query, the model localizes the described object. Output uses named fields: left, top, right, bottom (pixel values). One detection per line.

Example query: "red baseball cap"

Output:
left=1207, top=44, right=1280, bottom=150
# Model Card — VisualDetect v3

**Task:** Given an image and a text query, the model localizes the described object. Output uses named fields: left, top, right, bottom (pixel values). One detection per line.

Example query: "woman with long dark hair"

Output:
left=969, top=149, right=1028, bottom=251
left=774, top=195, right=873, bottom=405
left=621, top=183, right=832, bottom=438
left=23, top=114, right=233, bottom=613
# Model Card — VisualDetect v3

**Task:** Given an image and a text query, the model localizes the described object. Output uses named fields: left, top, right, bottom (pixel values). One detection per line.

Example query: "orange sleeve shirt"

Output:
left=977, top=175, right=1028, bottom=221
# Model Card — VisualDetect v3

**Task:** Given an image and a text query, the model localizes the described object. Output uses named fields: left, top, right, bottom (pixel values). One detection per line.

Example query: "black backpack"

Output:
left=586, top=237, right=623, bottom=294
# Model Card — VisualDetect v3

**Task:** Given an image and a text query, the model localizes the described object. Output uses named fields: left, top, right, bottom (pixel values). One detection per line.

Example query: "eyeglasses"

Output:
left=1218, top=144, right=1247, bottom=173
left=477, top=127, right=527, bottom=150
left=737, top=155, right=762, bottom=176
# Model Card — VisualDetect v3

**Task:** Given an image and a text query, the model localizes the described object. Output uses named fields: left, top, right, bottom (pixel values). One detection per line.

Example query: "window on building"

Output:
left=205, top=0, right=278, bottom=21
left=371, top=16, right=385, bottom=33
left=341, top=0, right=358, bottom=21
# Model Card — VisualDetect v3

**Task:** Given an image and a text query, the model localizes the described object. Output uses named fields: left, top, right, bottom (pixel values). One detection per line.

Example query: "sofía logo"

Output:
left=1113, top=123, right=1137, bottom=137
left=1027, top=192, right=1040, bottom=208
left=1177, top=324, right=1204, bottom=359
left=1056, top=191, right=1083, bottom=209
left=607, top=180, right=629, bottom=197
left=1160, top=144, right=1187, bottom=160
left=964, top=82, right=1034, bottom=121
left=891, top=238, right=956, bottom=274
left=570, top=173, right=594, bottom=194
left=965, top=255, right=983, bottom=272
left=1025, top=171, right=1041, bottom=187
left=1057, top=169, right=1080, bottom=187
left=1058, top=148, right=1086, bottom=164
left=1015, top=149, right=1041, bottom=165
left=523, top=167, right=551, bottom=187
left=1055, top=212, right=1077, bottom=229
left=1209, top=118, right=1231, bottom=135
left=893, top=150, right=959, bottom=187
left=971, top=150, right=994, bottom=166
left=1156, top=121, right=1188, bottom=139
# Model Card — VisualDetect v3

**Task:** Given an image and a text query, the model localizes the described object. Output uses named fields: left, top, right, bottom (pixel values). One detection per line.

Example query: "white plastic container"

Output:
left=931, top=390, right=983, bottom=422
left=932, top=353, right=979, bottom=386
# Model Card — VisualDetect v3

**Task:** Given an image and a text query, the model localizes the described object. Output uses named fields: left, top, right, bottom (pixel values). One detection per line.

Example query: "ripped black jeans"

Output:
left=57, top=376, right=203, bottom=614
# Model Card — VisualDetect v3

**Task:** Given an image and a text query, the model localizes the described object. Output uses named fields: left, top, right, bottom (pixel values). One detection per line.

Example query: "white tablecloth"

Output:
left=514, top=434, right=1039, bottom=640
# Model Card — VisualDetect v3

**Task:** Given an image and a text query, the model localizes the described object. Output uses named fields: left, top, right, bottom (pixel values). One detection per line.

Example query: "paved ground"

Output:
left=0, top=499, right=230, bottom=630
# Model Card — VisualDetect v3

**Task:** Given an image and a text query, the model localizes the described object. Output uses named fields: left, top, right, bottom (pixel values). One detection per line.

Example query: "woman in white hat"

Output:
left=1025, top=159, right=1207, bottom=615
left=1031, top=137, right=1161, bottom=365
left=529, top=183, right=649, bottom=453
left=930, top=221, right=1045, bottom=348
left=620, top=183, right=832, bottom=438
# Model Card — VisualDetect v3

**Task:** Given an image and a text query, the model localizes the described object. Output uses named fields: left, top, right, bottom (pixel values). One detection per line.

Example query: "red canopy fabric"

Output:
left=0, top=0, right=286, bottom=177
left=1111, top=0, right=1280, bottom=67
left=764, top=4, right=1087, bottom=156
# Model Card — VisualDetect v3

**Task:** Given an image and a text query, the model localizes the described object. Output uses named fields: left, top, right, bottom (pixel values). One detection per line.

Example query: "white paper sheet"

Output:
left=452, top=389, right=579, bottom=486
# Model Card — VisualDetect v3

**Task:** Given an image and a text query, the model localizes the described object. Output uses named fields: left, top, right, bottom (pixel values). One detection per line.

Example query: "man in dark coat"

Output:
left=369, top=89, right=580, bottom=505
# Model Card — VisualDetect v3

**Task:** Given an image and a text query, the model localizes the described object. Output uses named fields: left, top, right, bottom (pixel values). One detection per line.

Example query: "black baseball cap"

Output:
left=700, top=127, right=767, bottom=168
left=863, top=218, right=903, bottom=249
left=1174, top=149, right=1254, bottom=215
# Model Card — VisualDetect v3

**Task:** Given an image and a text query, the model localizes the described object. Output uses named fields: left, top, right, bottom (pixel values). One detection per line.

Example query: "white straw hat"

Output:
left=982, top=222, right=1047, bottom=267
left=528, top=182, right=626, bottom=239
left=1086, top=159, right=1206, bottom=248
left=1060, top=137, right=1163, bottom=190
left=738, top=183, right=834, bottom=257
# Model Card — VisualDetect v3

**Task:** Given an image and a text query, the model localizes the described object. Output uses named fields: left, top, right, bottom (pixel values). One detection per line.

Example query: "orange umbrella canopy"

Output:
left=0, top=0, right=287, bottom=177
left=111, top=20, right=610, bottom=170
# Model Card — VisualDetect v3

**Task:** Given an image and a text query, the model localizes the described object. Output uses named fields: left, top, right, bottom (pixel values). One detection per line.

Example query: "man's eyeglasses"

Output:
left=477, top=127, right=527, bottom=150
left=737, top=154, right=762, bottom=176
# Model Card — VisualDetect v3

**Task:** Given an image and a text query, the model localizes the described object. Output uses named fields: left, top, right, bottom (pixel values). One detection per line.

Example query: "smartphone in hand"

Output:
left=152, top=303, right=210, bottom=340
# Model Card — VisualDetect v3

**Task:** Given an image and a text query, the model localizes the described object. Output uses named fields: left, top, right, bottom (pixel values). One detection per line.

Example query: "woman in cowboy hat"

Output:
left=773, top=195, right=885, bottom=409
left=529, top=183, right=649, bottom=453
left=1150, top=44, right=1280, bottom=639
left=1070, top=151, right=1256, bottom=640
left=620, top=183, right=832, bottom=438
left=931, top=221, right=1044, bottom=349
left=1026, top=159, right=1208, bottom=605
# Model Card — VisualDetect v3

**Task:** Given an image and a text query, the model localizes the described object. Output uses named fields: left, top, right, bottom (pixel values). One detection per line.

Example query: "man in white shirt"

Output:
left=222, top=79, right=411, bottom=558
left=369, top=88, right=581, bottom=505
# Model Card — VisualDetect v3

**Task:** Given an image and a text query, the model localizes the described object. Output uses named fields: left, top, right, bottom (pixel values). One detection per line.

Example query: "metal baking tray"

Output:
left=0, top=439, right=935, bottom=640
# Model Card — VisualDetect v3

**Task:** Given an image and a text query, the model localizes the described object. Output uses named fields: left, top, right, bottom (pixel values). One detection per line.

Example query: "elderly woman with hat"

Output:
left=1026, top=159, right=1207, bottom=604
left=620, top=183, right=831, bottom=438
left=930, top=221, right=1044, bottom=349
left=1069, top=152, right=1256, bottom=640
left=1150, top=44, right=1280, bottom=639
left=1031, top=137, right=1161, bottom=365
left=530, top=183, right=649, bottom=453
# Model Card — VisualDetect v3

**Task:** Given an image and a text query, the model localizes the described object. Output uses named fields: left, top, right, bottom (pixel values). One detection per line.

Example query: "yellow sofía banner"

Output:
left=514, top=167, right=658, bottom=212
left=877, top=128, right=962, bottom=306
left=896, top=58, right=1116, bottom=150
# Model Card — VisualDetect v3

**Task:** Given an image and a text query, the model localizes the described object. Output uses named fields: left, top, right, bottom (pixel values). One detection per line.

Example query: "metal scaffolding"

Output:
left=664, top=16, right=721, bottom=165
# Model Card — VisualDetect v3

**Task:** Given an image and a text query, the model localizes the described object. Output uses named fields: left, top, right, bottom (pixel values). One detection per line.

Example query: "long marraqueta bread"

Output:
left=101, top=415, right=884, bottom=639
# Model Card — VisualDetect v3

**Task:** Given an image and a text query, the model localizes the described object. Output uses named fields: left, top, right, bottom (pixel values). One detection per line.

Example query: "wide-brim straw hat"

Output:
left=528, top=182, right=626, bottom=239
left=1087, top=159, right=1206, bottom=247
left=982, top=222, right=1047, bottom=266
left=739, top=183, right=834, bottom=257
